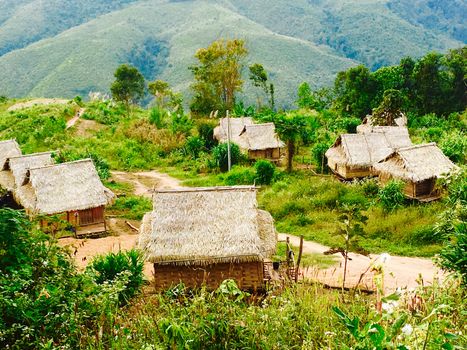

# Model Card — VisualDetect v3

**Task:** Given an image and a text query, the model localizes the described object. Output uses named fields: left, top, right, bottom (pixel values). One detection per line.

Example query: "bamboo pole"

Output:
left=295, top=235, right=304, bottom=283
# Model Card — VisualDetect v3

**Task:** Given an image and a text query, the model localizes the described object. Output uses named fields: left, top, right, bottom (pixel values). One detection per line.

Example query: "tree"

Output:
left=372, top=89, right=406, bottom=126
left=273, top=112, right=309, bottom=172
left=333, top=65, right=377, bottom=119
left=148, top=79, right=183, bottom=112
left=190, top=39, right=248, bottom=114
left=325, top=204, right=369, bottom=291
left=249, top=63, right=275, bottom=110
left=297, top=82, right=332, bottom=111
left=110, top=64, right=145, bottom=115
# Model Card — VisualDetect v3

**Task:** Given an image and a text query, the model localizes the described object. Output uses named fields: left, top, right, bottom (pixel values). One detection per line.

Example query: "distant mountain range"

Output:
left=0, top=0, right=464, bottom=107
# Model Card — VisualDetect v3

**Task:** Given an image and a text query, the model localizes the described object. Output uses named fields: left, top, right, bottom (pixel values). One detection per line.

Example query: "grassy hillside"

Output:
left=0, top=0, right=464, bottom=106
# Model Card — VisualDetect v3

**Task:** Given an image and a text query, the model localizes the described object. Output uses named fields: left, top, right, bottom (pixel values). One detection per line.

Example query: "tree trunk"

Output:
left=287, top=140, right=295, bottom=172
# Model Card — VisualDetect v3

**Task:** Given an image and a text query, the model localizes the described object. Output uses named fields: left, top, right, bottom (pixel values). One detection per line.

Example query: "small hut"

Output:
left=373, top=143, right=458, bottom=200
left=139, top=186, right=277, bottom=290
left=325, top=129, right=412, bottom=179
left=214, top=118, right=284, bottom=162
left=0, top=139, right=22, bottom=190
left=16, top=159, right=115, bottom=235
left=0, top=152, right=54, bottom=192
left=356, top=113, right=407, bottom=133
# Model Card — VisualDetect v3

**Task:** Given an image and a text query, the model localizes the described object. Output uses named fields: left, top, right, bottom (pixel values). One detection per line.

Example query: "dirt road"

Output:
left=111, top=170, right=183, bottom=197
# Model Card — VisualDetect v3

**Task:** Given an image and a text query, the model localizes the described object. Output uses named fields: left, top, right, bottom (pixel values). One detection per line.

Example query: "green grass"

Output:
left=276, top=241, right=338, bottom=269
left=259, top=172, right=444, bottom=257
left=107, top=195, right=152, bottom=220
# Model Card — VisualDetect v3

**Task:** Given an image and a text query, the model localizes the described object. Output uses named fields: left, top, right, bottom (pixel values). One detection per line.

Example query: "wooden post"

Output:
left=295, top=235, right=304, bottom=283
left=226, top=110, right=231, bottom=172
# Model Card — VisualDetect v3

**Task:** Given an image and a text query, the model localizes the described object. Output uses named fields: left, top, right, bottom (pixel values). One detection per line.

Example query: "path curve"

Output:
left=66, top=108, right=86, bottom=129
left=111, top=170, right=183, bottom=198
left=280, top=233, right=443, bottom=293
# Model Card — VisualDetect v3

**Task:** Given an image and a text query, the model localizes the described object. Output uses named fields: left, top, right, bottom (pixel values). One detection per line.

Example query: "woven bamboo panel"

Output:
left=154, top=261, right=264, bottom=291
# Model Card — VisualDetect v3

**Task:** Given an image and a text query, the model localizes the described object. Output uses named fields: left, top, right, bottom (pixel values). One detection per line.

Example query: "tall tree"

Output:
left=297, top=82, right=332, bottom=111
left=148, top=79, right=183, bottom=112
left=273, top=112, right=308, bottom=172
left=190, top=39, right=248, bottom=115
left=110, top=64, right=145, bottom=115
left=372, top=89, right=406, bottom=126
left=333, top=65, right=377, bottom=119
left=249, top=63, right=275, bottom=110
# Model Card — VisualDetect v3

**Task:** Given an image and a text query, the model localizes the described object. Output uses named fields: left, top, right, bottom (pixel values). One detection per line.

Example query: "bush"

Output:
left=0, top=95, right=7, bottom=104
left=223, top=166, right=255, bottom=185
left=361, top=178, right=380, bottom=197
left=378, top=180, right=405, bottom=211
left=170, top=112, right=193, bottom=136
left=197, top=121, right=218, bottom=150
left=254, top=160, right=275, bottom=185
left=88, top=250, right=145, bottom=304
left=439, top=131, right=467, bottom=163
left=185, top=136, right=205, bottom=159
left=149, top=107, right=167, bottom=128
left=212, top=143, right=242, bottom=172
left=54, top=151, right=110, bottom=180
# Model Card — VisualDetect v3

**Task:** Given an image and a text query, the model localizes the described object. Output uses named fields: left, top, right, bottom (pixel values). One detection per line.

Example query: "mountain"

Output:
left=0, top=0, right=464, bottom=107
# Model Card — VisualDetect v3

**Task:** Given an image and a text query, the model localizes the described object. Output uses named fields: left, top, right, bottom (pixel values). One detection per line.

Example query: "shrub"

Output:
left=149, top=107, right=167, bottom=128
left=0, top=95, right=7, bottom=104
left=254, top=160, right=275, bottom=185
left=170, top=112, right=193, bottom=136
left=378, top=180, right=405, bottom=211
left=439, top=131, right=467, bottom=163
left=361, top=178, right=380, bottom=197
left=197, top=121, right=218, bottom=150
left=54, top=151, right=110, bottom=180
left=185, top=136, right=205, bottom=159
left=212, top=143, right=241, bottom=172
left=223, top=166, right=255, bottom=185
left=88, top=249, right=145, bottom=304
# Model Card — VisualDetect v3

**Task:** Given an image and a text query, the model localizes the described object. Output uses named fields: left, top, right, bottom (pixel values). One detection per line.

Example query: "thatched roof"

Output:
left=238, top=123, right=285, bottom=151
left=373, top=143, right=458, bottom=182
left=17, top=159, right=115, bottom=215
left=0, top=152, right=54, bottom=191
left=213, top=117, right=254, bottom=142
left=139, top=186, right=277, bottom=266
left=357, top=113, right=407, bottom=133
left=214, top=118, right=284, bottom=151
left=326, top=130, right=412, bottom=167
left=0, top=139, right=21, bottom=168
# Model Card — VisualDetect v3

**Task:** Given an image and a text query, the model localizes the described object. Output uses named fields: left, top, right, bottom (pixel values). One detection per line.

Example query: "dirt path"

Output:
left=7, top=98, right=69, bottom=111
left=66, top=108, right=85, bottom=129
left=111, top=170, right=183, bottom=197
left=280, top=234, right=443, bottom=293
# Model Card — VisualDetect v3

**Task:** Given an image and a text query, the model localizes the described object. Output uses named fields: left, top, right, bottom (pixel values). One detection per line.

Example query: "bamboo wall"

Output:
left=248, top=148, right=281, bottom=161
left=328, top=157, right=370, bottom=179
left=153, top=261, right=264, bottom=291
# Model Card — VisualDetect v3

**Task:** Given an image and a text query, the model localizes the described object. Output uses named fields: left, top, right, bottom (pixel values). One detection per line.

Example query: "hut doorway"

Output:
left=78, top=206, right=105, bottom=226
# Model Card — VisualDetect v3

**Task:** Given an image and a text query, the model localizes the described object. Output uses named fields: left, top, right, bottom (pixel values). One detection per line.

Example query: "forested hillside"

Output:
left=0, top=0, right=464, bottom=106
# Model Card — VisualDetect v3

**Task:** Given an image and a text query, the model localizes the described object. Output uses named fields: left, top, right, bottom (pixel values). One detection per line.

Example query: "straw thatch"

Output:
left=373, top=143, right=458, bottom=183
left=238, top=123, right=285, bottom=151
left=0, top=139, right=21, bottom=169
left=356, top=113, right=407, bottom=133
left=139, top=186, right=277, bottom=266
left=17, top=159, right=115, bottom=215
left=213, top=117, right=284, bottom=152
left=213, top=117, right=254, bottom=142
left=326, top=129, right=412, bottom=168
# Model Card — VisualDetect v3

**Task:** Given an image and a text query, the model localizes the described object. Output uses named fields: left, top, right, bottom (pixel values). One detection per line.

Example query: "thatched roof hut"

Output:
left=0, top=152, right=54, bottom=192
left=0, top=139, right=21, bottom=170
left=213, top=117, right=254, bottom=142
left=214, top=118, right=284, bottom=161
left=373, top=143, right=458, bottom=199
left=17, top=159, right=114, bottom=215
left=356, top=113, right=407, bottom=133
left=139, top=186, right=277, bottom=290
left=325, top=129, right=412, bottom=179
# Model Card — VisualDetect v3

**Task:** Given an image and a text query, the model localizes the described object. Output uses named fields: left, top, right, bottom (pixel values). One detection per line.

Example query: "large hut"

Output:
left=0, top=152, right=54, bottom=192
left=213, top=117, right=284, bottom=162
left=0, top=139, right=22, bottom=190
left=373, top=143, right=458, bottom=200
left=356, top=113, right=408, bottom=133
left=325, top=129, right=412, bottom=179
left=16, top=159, right=115, bottom=235
left=139, top=186, right=277, bottom=290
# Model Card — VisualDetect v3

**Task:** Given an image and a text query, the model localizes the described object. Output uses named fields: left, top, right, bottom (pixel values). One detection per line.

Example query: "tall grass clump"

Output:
left=254, top=159, right=276, bottom=185
left=378, top=180, right=405, bottom=211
